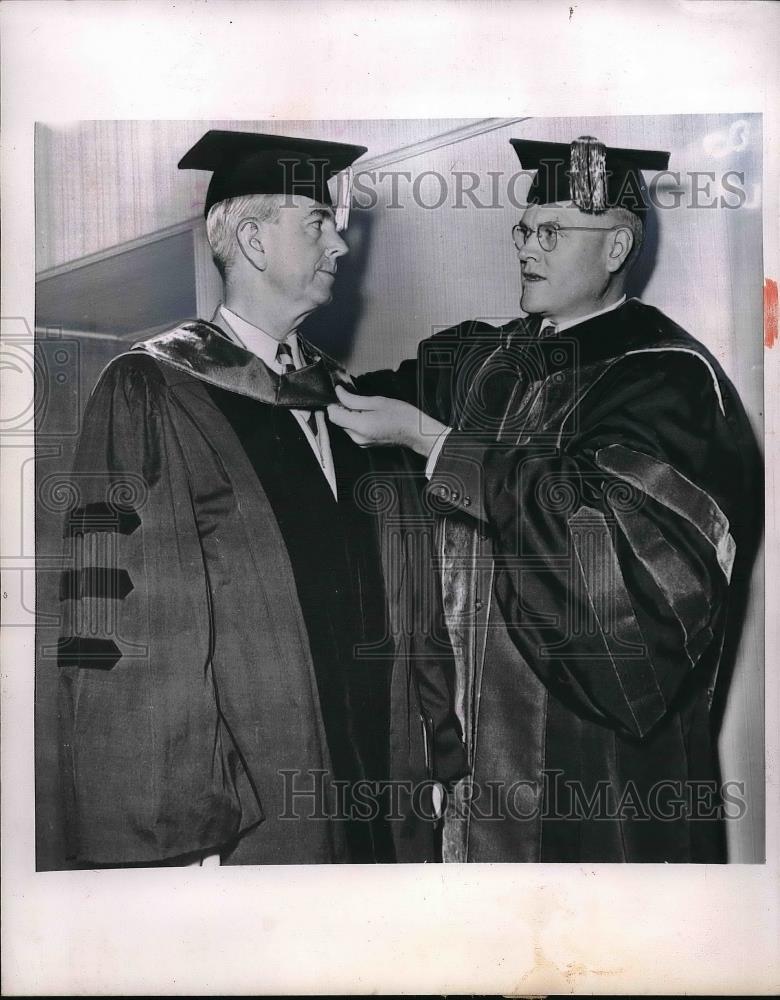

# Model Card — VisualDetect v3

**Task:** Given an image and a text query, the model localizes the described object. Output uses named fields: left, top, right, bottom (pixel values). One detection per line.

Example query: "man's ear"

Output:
left=236, top=218, right=266, bottom=270
left=606, top=226, right=634, bottom=273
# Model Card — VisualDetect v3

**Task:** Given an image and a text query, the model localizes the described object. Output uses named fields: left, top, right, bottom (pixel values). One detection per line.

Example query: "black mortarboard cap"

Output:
left=510, top=136, right=670, bottom=219
left=178, top=129, right=368, bottom=222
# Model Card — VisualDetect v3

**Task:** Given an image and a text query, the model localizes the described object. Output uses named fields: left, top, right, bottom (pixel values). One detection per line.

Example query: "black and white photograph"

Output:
left=2, top=1, right=778, bottom=995
left=33, top=114, right=765, bottom=870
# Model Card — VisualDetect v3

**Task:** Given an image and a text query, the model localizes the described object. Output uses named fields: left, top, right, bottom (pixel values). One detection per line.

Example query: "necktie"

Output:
left=276, top=340, right=318, bottom=437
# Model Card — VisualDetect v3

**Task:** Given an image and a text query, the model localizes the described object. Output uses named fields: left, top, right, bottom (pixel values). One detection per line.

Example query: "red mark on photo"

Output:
left=765, top=278, right=778, bottom=348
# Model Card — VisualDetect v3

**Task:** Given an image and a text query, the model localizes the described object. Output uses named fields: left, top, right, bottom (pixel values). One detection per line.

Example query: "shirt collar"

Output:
left=218, top=305, right=302, bottom=372
left=539, top=295, right=627, bottom=335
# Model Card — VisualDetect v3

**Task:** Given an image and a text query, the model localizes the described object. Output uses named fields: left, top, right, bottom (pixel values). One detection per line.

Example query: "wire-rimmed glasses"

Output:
left=512, top=221, right=622, bottom=253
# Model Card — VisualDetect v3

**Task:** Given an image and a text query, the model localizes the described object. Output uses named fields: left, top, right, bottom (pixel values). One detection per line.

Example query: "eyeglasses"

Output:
left=512, top=222, right=621, bottom=253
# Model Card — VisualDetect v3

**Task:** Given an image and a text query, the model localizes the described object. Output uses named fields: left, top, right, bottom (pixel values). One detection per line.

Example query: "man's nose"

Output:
left=518, top=240, right=538, bottom=263
left=325, top=231, right=349, bottom=258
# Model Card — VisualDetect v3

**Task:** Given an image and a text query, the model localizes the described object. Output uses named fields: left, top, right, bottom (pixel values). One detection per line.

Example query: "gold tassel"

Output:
left=569, top=136, right=608, bottom=213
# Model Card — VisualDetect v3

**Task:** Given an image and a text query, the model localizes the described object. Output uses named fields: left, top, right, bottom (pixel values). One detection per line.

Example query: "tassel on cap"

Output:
left=333, top=165, right=354, bottom=232
left=569, top=135, right=608, bottom=213
left=509, top=137, right=670, bottom=220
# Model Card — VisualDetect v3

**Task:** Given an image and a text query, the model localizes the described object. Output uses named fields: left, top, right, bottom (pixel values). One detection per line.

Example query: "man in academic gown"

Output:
left=57, top=130, right=467, bottom=867
left=329, top=136, right=762, bottom=862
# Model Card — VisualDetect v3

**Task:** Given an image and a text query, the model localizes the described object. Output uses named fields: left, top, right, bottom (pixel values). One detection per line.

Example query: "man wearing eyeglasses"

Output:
left=328, top=136, right=761, bottom=863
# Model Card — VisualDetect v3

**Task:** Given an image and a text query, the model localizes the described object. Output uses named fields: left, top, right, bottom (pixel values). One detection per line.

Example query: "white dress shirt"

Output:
left=424, top=296, right=628, bottom=478
left=539, top=294, right=626, bottom=336
left=218, top=305, right=338, bottom=499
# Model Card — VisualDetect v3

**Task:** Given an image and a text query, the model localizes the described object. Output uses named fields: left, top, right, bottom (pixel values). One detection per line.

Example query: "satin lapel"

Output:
left=441, top=323, right=529, bottom=858
left=133, top=320, right=341, bottom=409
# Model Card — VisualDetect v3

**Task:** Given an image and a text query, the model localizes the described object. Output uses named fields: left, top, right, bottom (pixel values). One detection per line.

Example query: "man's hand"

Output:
left=327, top=385, right=449, bottom=460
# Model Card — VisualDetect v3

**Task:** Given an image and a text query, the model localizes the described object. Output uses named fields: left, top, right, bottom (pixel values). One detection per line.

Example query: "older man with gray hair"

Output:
left=58, top=130, right=467, bottom=868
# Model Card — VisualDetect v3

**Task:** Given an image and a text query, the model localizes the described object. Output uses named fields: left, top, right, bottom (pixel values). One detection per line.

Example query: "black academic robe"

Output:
left=357, top=298, right=762, bottom=862
left=57, top=320, right=467, bottom=866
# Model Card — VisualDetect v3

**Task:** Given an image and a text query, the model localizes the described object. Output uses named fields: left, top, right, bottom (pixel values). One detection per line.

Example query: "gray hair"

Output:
left=206, top=193, right=284, bottom=280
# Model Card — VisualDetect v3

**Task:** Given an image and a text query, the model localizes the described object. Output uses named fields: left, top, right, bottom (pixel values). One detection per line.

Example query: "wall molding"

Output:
left=34, top=320, right=176, bottom=344
left=356, top=116, right=530, bottom=172
left=36, top=218, right=201, bottom=282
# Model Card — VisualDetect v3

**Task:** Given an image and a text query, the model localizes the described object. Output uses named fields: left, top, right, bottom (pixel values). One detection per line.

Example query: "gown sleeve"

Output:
left=427, top=350, right=749, bottom=740
left=58, top=353, right=262, bottom=865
